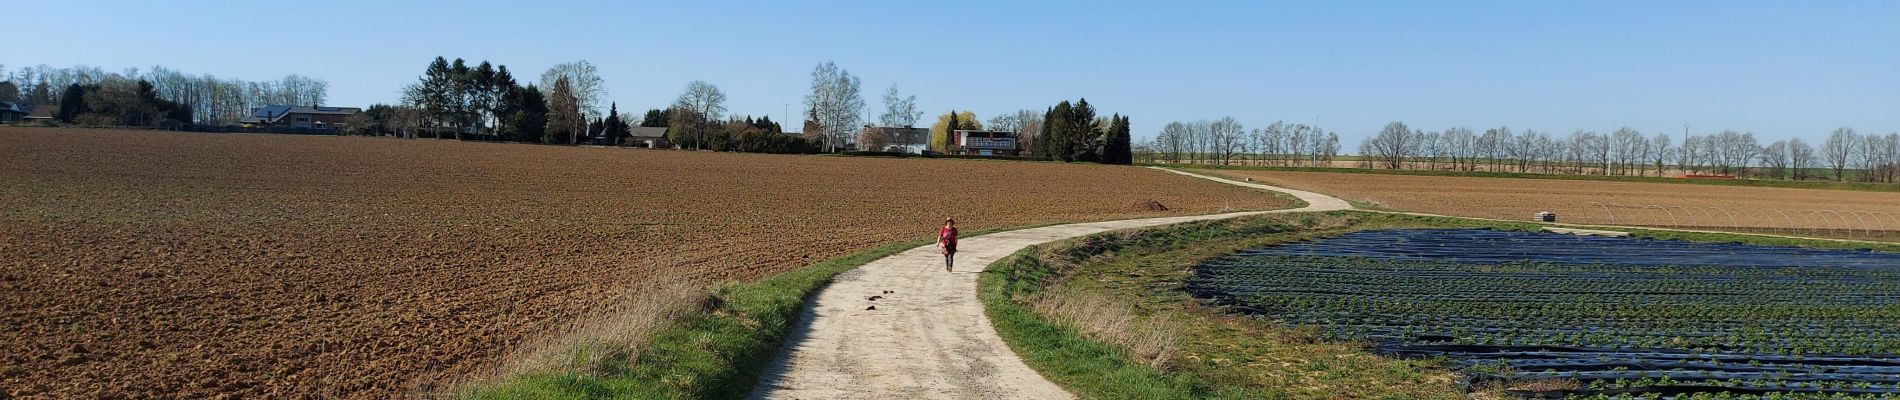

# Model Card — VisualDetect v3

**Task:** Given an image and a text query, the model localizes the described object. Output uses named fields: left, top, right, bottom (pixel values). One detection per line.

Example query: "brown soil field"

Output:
left=0, top=127, right=1289, bottom=398
left=1213, top=169, right=1900, bottom=240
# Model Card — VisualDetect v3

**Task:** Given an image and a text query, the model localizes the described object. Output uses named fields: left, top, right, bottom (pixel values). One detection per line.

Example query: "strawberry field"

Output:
left=1188, top=229, right=1900, bottom=399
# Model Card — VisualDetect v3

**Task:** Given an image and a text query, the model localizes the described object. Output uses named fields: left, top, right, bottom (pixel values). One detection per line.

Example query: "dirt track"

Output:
left=749, top=168, right=1346, bottom=399
left=0, top=128, right=1287, bottom=398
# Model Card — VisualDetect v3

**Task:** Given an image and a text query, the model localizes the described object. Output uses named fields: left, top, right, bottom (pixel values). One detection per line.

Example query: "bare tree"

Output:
left=1822, top=127, right=1860, bottom=181
left=1210, top=117, right=1245, bottom=165
left=540, top=60, right=606, bottom=121
left=878, top=84, right=922, bottom=127
left=805, top=61, right=865, bottom=152
left=1758, top=140, right=1790, bottom=179
left=985, top=109, right=1043, bottom=157
left=1479, top=127, right=1505, bottom=172
left=674, top=80, right=727, bottom=150
left=1366, top=121, right=1416, bottom=169
left=1609, top=127, right=1643, bottom=175
left=1857, top=133, right=1900, bottom=182
left=1441, top=127, right=1474, bottom=171
left=1788, top=138, right=1815, bottom=180
left=1157, top=121, right=1188, bottom=163
left=1649, top=133, right=1673, bottom=176
left=1260, top=122, right=1285, bottom=165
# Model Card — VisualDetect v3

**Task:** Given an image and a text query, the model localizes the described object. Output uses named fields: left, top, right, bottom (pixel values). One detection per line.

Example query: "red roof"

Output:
left=25, top=104, right=58, bottom=119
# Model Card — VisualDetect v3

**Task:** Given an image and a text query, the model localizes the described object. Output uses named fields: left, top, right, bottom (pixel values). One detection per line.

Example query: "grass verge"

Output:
left=980, top=211, right=1900, bottom=400
left=1153, top=162, right=1900, bottom=193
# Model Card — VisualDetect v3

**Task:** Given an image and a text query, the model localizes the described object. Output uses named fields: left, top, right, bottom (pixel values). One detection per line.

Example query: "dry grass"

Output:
left=1026, top=287, right=1183, bottom=370
left=1001, top=214, right=1469, bottom=399
left=437, top=278, right=711, bottom=396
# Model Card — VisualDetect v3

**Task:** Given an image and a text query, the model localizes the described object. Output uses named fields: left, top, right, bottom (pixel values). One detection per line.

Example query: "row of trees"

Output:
left=1352, top=122, right=1900, bottom=183
left=0, top=64, right=329, bottom=125
left=1820, top=128, right=1900, bottom=183
left=395, top=57, right=597, bottom=143
left=1041, top=99, right=1132, bottom=164
left=54, top=79, right=194, bottom=127
left=632, top=79, right=819, bottom=153
left=1145, top=118, right=1342, bottom=166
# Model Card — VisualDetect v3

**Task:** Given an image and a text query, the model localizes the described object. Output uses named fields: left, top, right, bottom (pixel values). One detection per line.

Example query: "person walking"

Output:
left=938, top=218, right=959, bottom=272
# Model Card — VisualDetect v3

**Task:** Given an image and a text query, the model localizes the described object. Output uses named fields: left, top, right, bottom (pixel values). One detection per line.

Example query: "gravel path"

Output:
left=748, top=167, right=1349, bottom=399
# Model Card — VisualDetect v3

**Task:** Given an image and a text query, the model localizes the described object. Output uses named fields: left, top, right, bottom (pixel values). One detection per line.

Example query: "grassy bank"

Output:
left=1154, top=162, right=1900, bottom=193
left=980, top=211, right=1900, bottom=400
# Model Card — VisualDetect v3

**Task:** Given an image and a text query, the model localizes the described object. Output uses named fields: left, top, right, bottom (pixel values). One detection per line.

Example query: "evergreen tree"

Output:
left=57, top=84, right=87, bottom=123
left=1045, top=102, right=1073, bottom=161
left=1102, top=114, right=1133, bottom=164
left=603, top=102, right=631, bottom=145
left=448, top=58, right=471, bottom=138
left=1069, top=98, right=1099, bottom=162
left=414, top=57, right=453, bottom=135
left=471, top=61, right=497, bottom=133
left=640, top=108, right=671, bottom=127
left=754, top=115, right=781, bottom=133
left=544, top=76, right=581, bottom=144
left=506, top=84, right=548, bottom=141
left=944, top=110, right=960, bottom=153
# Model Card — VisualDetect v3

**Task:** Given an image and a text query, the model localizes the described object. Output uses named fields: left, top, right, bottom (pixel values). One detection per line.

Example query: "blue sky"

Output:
left=8, top=1, right=1897, bottom=143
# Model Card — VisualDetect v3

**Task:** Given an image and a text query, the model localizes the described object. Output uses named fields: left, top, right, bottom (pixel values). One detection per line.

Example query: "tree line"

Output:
left=1142, top=118, right=1343, bottom=166
left=4, top=60, right=1124, bottom=165
left=1359, top=122, right=1900, bottom=182
left=1153, top=117, right=1900, bottom=184
left=53, top=79, right=193, bottom=127
left=1, top=64, right=330, bottom=126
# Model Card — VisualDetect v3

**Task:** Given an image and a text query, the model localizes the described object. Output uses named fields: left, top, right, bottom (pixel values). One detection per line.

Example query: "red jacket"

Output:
left=939, top=226, right=958, bottom=254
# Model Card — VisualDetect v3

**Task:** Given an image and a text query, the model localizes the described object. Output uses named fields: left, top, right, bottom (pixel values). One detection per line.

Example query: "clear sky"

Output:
left=8, top=1, right=1897, bottom=144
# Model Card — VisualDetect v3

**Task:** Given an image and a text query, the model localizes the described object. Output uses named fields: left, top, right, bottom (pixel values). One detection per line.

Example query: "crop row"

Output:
left=1190, top=229, right=1900, bottom=398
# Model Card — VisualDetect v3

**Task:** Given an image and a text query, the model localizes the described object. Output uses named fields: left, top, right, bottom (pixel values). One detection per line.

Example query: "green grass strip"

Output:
left=980, top=245, right=1234, bottom=400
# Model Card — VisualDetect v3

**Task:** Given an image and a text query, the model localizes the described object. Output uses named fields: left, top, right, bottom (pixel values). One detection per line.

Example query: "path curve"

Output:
left=749, top=167, right=1351, bottom=399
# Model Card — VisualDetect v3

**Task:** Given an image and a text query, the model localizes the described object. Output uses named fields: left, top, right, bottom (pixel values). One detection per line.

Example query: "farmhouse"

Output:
left=952, top=130, right=1020, bottom=156
left=628, top=127, right=668, bottom=148
left=22, top=104, right=57, bottom=123
left=856, top=126, right=930, bottom=154
left=0, top=102, right=26, bottom=123
left=239, top=105, right=361, bottom=130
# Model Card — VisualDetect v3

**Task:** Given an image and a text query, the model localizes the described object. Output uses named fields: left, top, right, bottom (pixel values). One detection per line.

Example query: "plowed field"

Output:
left=0, top=127, right=1288, bottom=398
left=1212, top=170, right=1900, bottom=240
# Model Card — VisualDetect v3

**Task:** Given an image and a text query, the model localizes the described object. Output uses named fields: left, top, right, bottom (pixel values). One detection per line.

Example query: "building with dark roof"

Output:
left=239, top=105, right=361, bottom=130
left=628, top=127, right=669, bottom=148
left=22, top=104, right=57, bottom=123
left=952, top=130, right=1020, bottom=156
left=0, top=102, right=26, bottom=123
